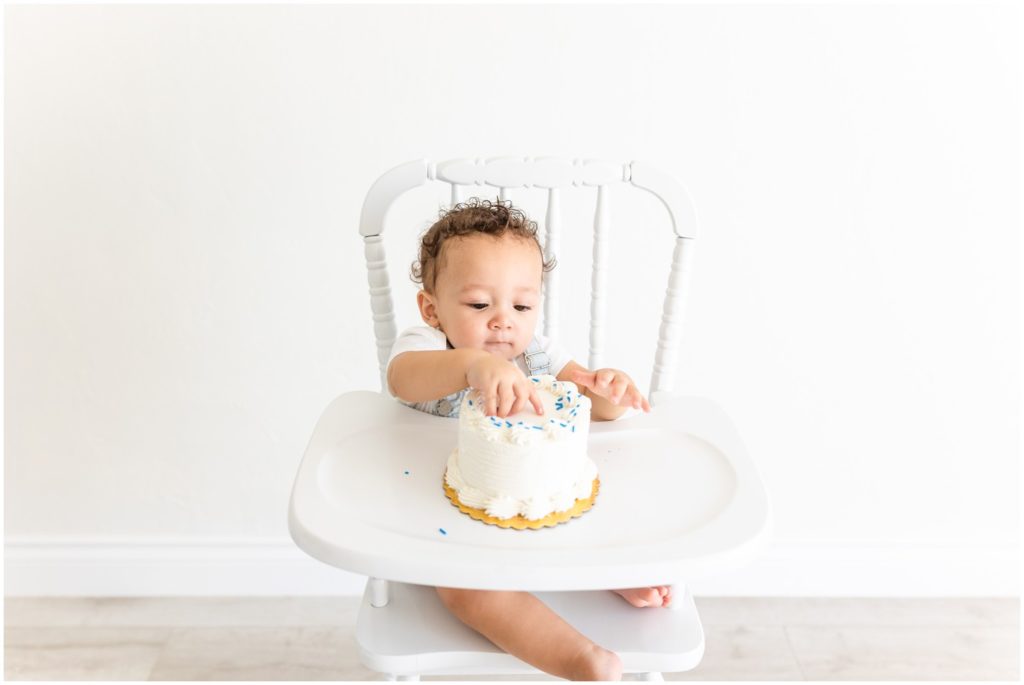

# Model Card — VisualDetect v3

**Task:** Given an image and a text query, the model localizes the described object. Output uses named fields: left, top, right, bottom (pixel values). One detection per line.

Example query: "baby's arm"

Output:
left=389, top=349, right=544, bottom=417
left=388, top=349, right=488, bottom=402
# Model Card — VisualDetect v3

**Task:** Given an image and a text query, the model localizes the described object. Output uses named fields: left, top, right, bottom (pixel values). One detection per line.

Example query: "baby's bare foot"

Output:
left=612, top=586, right=672, bottom=608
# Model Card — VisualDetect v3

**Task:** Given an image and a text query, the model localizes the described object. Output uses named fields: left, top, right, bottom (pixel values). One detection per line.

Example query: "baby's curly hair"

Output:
left=411, top=197, right=556, bottom=293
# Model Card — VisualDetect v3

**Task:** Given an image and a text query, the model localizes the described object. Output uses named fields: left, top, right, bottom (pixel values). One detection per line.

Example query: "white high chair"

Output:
left=289, top=157, right=771, bottom=680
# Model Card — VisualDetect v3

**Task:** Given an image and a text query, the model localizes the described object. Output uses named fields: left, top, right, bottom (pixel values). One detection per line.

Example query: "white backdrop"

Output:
left=4, top=3, right=1019, bottom=596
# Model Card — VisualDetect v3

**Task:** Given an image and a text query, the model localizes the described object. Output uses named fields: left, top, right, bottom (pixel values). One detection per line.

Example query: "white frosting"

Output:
left=445, top=374, right=598, bottom=521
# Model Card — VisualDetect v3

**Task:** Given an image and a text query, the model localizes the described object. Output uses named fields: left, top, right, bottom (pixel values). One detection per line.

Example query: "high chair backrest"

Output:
left=359, top=157, right=698, bottom=406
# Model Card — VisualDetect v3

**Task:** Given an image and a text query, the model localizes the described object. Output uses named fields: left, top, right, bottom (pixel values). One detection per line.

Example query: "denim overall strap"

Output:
left=523, top=336, right=552, bottom=376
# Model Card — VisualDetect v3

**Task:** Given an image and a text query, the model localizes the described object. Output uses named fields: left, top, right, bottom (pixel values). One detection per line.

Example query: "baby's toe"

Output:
left=636, top=587, right=662, bottom=607
left=614, top=587, right=674, bottom=608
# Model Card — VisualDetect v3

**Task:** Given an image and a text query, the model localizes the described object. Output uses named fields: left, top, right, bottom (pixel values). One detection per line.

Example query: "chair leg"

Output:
left=369, top=577, right=389, bottom=607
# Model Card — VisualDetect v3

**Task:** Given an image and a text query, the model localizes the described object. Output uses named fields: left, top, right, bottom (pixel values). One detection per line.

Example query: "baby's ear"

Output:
left=416, top=289, right=440, bottom=327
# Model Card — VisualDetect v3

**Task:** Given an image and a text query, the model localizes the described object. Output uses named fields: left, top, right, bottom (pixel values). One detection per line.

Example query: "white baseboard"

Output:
left=4, top=537, right=1018, bottom=597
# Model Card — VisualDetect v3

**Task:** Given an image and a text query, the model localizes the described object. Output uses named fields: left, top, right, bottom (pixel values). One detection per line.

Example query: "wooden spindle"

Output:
left=364, top=234, right=397, bottom=392
left=588, top=186, right=611, bottom=370
left=543, top=188, right=561, bottom=340
left=650, top=237, right=695, bottom=401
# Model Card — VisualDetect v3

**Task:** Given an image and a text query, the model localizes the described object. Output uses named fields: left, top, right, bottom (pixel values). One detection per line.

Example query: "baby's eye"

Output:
left=468, top=303, right=488, bottom=310
left=514, top=305, right=532, bottom=312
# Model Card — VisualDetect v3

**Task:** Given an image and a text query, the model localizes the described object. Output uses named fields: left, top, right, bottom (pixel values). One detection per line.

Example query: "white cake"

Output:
left=443, top=374, right=599, bottom=525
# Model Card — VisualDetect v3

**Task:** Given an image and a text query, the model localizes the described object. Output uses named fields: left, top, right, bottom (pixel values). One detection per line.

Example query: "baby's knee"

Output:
left=435, top=586, right=486, bottom=613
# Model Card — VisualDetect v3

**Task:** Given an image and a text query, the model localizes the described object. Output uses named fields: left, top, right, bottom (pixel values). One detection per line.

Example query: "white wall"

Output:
left=4, top=3, right=1019, bottom=596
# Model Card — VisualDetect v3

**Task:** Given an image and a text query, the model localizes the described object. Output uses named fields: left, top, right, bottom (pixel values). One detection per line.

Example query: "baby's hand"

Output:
left=467, top=353, right=544, bottom=418
left=569, top=368, right=651, bottom=412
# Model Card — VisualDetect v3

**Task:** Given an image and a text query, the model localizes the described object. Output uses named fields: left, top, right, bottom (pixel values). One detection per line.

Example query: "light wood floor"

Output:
left=4, top=596, right=1019, bottom=680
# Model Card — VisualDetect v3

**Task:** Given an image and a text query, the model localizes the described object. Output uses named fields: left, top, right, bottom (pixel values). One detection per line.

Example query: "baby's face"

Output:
left=419, top=233, right=543, bottom=360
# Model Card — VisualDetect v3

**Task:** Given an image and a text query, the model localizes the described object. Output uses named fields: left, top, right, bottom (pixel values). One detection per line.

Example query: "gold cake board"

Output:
left=443, top=474, right=600, bottom=530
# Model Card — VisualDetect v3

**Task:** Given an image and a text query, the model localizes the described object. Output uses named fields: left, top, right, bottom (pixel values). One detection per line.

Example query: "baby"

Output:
left=386, top=198, right=669, bottom=681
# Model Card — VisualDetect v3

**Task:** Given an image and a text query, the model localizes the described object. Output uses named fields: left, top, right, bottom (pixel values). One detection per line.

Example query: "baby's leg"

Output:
left=612, top=586, right=673, bottom=607
left=436, top=587, right=623, bottom=681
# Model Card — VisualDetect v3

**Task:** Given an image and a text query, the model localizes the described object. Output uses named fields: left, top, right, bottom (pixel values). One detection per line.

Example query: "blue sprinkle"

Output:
left=572, top=426, right=576, bottom=432
left=560, top=422, right=567, bottom=427
left=468, top=399, right=473, bottom=406
left=404, top=470, right=410, bottom=475
left=505, top=420, right=512, bottom=427
left=439, top=528, right=447, bottom=536
left=532, top=425, right=543, bottom=430
left=530, top=377, right=539, bottom=383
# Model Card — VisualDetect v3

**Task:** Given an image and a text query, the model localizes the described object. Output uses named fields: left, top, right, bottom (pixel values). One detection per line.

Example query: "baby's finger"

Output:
left=497, top=380, right=515, bottom=418
left=508, top=392, right=526, bottom=417
left=596, top=369, right=616, bottom=390
left=483, top=384, right=499, bottom=417
left=528, top=386, right=544, bottom=415
left=571, top=369, right=596, bottom=390
left=511, top=384, right=533, bottom=417
left=609, top=377, right=630, bottom=404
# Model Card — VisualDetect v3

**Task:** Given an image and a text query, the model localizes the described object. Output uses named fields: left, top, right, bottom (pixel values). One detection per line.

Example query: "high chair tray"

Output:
left=289, top=391, right=770, bottom=591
